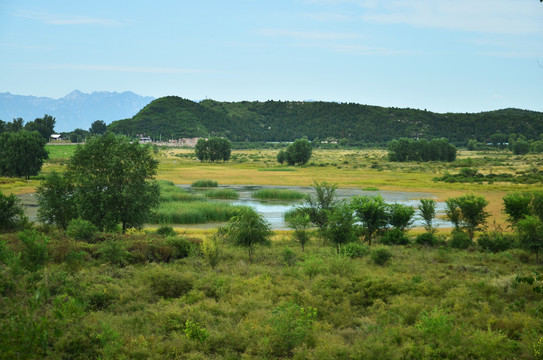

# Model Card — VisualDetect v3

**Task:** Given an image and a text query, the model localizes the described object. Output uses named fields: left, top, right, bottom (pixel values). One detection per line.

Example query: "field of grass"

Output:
left=252, top=188, right=305, bottom=200
left=1, top=230, right=542, bottom=359
left=3, top=146, right=543, bottom=359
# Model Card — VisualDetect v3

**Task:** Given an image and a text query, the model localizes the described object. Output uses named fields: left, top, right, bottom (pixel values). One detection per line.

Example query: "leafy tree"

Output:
left=304, top=181, right=338, bottom=239
left=325, top=202, right=358, bottom=254
left=503, top=192, right=533, bottom=228
left=5, top=118, right=23, bottom=132
left=512, top=140, right=530, bottom=155
left=517, top=215, right=543, bottom=262
left=36, top=171, right=76, bottom=230
left=351, top=195, right=389, bottom=246
left=445, top=194, right=490, bottom=240
left=24, top=114, right=56, bottom=140
left=226, top=207, right=272, bottom=262
left=286, top=212, right=311, bottom=252
left=0, top=192, right=27, bottom=232
left=286, top=138, right=312, bottom=165
left=388, top=203, right=415, bottom=232
left=66, top=133, right=159, bottom=232
left=276, top=150, right=287, bottom=165
left=0, top=130, right=48, bottom=179
left=89, top=120, right=107, bottom=135
left=419, top=198, right=437, bottom=233
left=194, top=137, right=231, bottom=162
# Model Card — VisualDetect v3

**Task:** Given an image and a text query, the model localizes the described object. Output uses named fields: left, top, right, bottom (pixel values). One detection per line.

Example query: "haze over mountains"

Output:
left=0, top=90, right=154, bottom=132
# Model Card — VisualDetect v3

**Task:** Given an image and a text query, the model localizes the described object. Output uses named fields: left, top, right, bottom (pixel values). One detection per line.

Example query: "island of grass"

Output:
left=252, top=188, right=305, bottom=200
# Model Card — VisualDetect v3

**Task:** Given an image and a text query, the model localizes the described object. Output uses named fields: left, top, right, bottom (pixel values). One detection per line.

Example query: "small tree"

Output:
left=445, top=194, right=489, bottom=240
left=419, top=198, right=437, bottom=233
left=36, top=171, right=76, bottom=230
left=325, top=202, right=358, bottom=254
left=194, top=137, right=231, bottom=162
left=0, top=192, right=27, bottom=232
left=351, top=195, right=389, bottom=246
left=0, top=130, right=48, bottom=179
left=517, top=215, right=543, bottom=262
left=286, top=138, right=312, bottom=165
left=304, top=181, right=338, bottom=241
left=388, top=203, right=415, bottom=232
left=277, top=150, right=287, bottom=165
left=286, top=211, right=311, bottom=252
left=89, top=120, right=107, bottom=135
left=226, top=207, right=272, bottom=262
left=503, top=192, right=532, bottom=228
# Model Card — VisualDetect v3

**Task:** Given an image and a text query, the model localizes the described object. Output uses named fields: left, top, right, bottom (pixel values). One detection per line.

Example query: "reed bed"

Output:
left=191, top=179, right=218, bottom=188
left=252, top=188, right=305, bottom=200
left=158, top=180, right=203, bottom=202
left=205, top=188, right=239, bottom=199
left=150, top=202, right=247, bottom=224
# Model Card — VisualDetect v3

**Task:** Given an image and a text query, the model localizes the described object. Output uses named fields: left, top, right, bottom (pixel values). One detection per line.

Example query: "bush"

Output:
left=371, top=248, right=392, bottom=265
left=380, top=228, right=410, bottom=245
left=156, top=225, right=176, bottom=237
left=98, top=239, right=130, bottom=266
left=66, top=218, right=97, bottom=242
left=0, top=192, right=27, bottom=232
left=19, top=229, right=49, bottom=272
left=281, top=247, right=298, bottom=266
left=415, top=232, right=438, bottom=246
left=184, top=320, right=209, bottom=342
left=341, top=242, right=369, bottom=258
left=449, top=230, right=472, bottom=249
left=477, top=232, right=513, bottom=253
left=147, top=267, right=194, bottom=298
left=166, top=236, right=193, bottom=258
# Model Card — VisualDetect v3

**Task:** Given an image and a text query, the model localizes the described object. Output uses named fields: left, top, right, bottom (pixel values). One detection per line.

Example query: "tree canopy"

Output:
left=0, top=130, right=48, bottom=179
left=195, top=137, right=231, bottom=162
left=65, top=133, right=159, bottom=232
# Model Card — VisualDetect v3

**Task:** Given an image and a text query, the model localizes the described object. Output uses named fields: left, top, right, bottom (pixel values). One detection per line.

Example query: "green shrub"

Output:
left=191, top=179, right=218, bottom=188
left=380, top=228, right=410, bottom=245
left=85, top=285, right=119, bottom=311
left=156, top=225, right=176, bottom=237
left=265, top=302, right=317, bottom=357
left=415, top=232, right=438, bottom=246
left=64, top=250, right=88, bottom=274
left=98, top=239, right=130, bottom=266
left=371, top=248, right=392, bottom=265
left=341, top=242, right=369, bottom=258
left=147, top=267, right=194, bottom=298
left=184, top=319, right=209, bottom=342
left=0, top=192, right=27, bottom=232
left=281, top=247, right=298, bottom=266
left=19, top=229, right=49, bottom=272
left=66, top=218, right=97, bottom=242
left=166, top=236, right=193, bottom=258
left=449, top=230, right=472, bottom=249
left=477, top=232, right=513, bottom=253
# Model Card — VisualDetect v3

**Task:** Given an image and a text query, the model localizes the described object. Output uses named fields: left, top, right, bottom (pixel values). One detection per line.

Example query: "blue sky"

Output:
left=1, top=0, right=542, bottom=113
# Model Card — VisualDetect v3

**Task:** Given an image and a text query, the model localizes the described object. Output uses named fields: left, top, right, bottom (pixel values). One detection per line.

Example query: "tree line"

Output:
left=387, top=138, right=456, bottom=162
left=107, top=96, right=543, bottom=145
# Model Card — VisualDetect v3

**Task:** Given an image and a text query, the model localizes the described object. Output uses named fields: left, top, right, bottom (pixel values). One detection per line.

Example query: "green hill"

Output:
left=108, top=96, right=543, bottom=145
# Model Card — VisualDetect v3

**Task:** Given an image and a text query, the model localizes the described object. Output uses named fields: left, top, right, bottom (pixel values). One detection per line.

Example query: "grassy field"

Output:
left=2, top=145, right=543, bottom=359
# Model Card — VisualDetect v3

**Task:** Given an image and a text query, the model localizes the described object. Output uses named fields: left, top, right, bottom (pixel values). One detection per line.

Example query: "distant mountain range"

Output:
left=0, top=90, right=154, bottom=132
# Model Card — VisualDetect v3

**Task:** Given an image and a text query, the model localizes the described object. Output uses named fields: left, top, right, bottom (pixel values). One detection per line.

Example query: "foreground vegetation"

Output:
left=1, top=227, right=542, bottom=359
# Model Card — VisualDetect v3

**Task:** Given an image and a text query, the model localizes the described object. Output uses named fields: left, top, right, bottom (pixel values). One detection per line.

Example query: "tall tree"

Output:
left=66, top=133, right=159, bottom=232
left=25, top=114, right=56, bottom=140
left=89, top=120, right=107, bottom=135
left=0, top=130, right=48, bottom=179
left=36, top=171, right=76, bottom=230
left=445, top=194, right=490, bottom=240
left=286, top=138, right=312, bottom=165
left=351, top=195, right=389, bottom=246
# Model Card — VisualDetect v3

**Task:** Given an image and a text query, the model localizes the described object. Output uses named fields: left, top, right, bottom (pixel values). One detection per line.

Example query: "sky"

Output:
left=1, top=0, right=542, bottom=113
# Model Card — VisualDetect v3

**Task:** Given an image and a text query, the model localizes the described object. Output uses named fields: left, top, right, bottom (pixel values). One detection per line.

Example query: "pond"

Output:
left=182, top=185, right=451, bottom=230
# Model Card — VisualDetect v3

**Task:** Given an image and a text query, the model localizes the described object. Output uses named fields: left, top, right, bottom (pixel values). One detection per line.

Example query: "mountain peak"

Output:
left=64, top=90, right=84, bottom=99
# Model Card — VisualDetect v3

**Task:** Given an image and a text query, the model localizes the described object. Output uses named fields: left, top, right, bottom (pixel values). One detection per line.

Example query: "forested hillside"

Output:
left=108, top=96, right=543, bottom=145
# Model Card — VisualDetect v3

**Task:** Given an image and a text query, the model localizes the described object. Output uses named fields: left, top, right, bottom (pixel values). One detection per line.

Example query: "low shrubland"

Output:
left=1, top=224, right=542, bottom=359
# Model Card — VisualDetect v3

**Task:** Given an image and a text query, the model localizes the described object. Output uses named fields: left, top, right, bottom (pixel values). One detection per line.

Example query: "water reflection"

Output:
left=182, top=185, right=451, bottom=230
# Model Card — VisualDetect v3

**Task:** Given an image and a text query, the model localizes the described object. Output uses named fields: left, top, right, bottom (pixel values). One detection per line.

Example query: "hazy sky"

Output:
left=1, top=0, right=542, bottom=113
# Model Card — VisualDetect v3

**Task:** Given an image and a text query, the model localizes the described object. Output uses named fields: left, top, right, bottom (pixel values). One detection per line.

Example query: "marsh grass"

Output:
left=151, top=201, right=247, bottom=224
left=252, top=189, right=305, bottom=200
left=205, top=189, right=239, bottom=199
left=191, top=179, right=218, bottom=188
